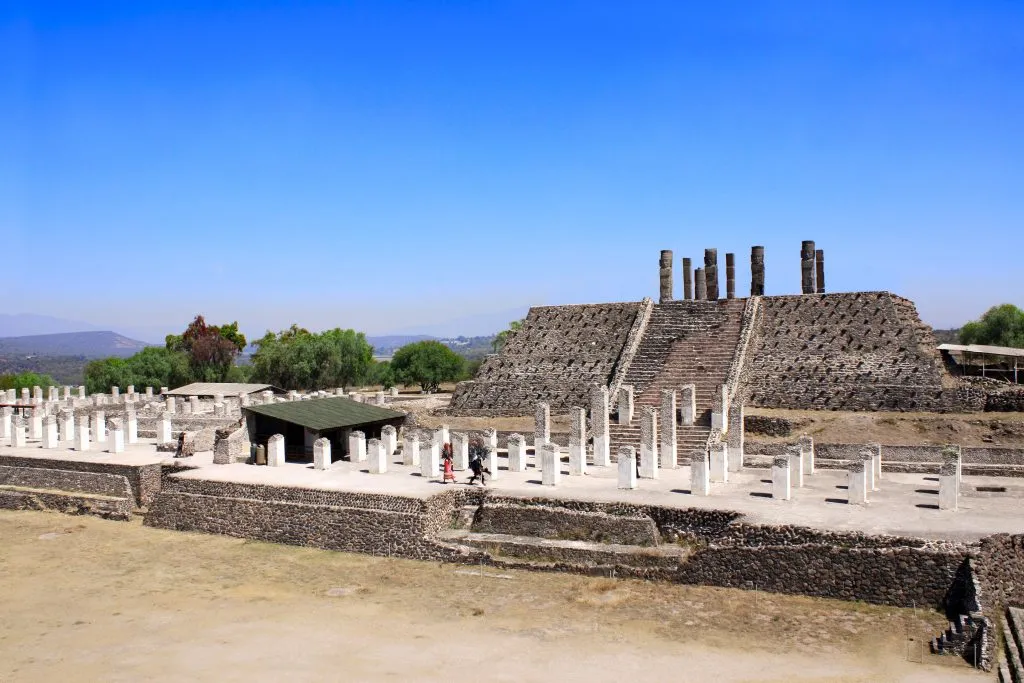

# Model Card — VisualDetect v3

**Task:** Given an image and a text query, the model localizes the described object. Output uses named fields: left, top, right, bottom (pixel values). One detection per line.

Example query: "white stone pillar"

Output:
left=76, top=416, right=90, bottom=451
left=111, top=386, right=120, bottom=400
left=125, top=409, right=138, bottom=444
left=0, top=407, right=10, bottom=441
left=59, top=410, right=74, bottom=442
left=727, top=402, right=744, bottom=471
left=943, top=445, right=962, bottom=491
left=680, top=384, right=697, bottom=426
left=617, top=385, right=634, bottom=425
left=390, top=386, right=398, bottom=398
left=690, top=450, right=710, bottom=496
left=267, top=434, right=286, bottom=467
left=590, top=385, right=610, bottom=467
left=261, top=390, right=274, bottom=404
left=788, top=445, right=804, bottom=488
left=382, top=425, right=398, bottom=457
left=660, top=389, right=677, bottom=470
left=77, top=386, right=86, bottom=400
left=939, top=461, right=958, bottom=511
left=709, top=443, right=729, bottom=483
left=166, top=397, right=177, bottom=414
left=348, top=431, right=367, bottom=462
left=335, top=387, right=346, bottom=396
left=507, top=433, right=528, bottom=472
left=375, top=391, right=385, bottom=405
left=368, top=438, right=388, bottom=473
left=639, top=406, right=659, bottom=479
left=146, top=387, right=154, bottom=399
left=239, top=392, right=249, bottom=408
left=93, top=411, right=106, bottom=444
left=213, top=403, right=226, bottom=417
left=541, top=443, right=561, bottom=486
left=29, top=411, right=43, bottom=440
left=848, top=460, right=868, bottom=505
left=157, top=413, right=173, bottom=445
left=452, top=432, right=469, bottom=470
left=871, top=443, right=883, bottom=483
left=568, top=407, right=587, bottom=476
left=47, top=386, right=58, bottom=402
left=189, top=396, right=200, bottom=413
left=32, top=386, right=42, bottom=404
left=711, top=384, right=728, bottom=430
left=21, top=387, right=30, bottom=403
left=534, top=402, right=550, bottom=454
left=772, top=456, right=792, bottom=501
left=62, top=386, right=71, bottom=400
left=403, top=432, right=420, bottom=466
left=41, top=415, right=59, bottom=449
left=859, top=448, right=876, bottom=492
left=485, top=444, right=499, bottom=481
left=618, top=446, right=638, bottom=489
left=313, top=437, right=331, bottom=471
left=420, top=440, right=440, bottom=478
left=109, top=419, right=125, bottom=453
left=435, top=424, right=450, bottom=448
left=798, top=435, right=814, bottom=475
left=484, top=427, right=498, bottom=454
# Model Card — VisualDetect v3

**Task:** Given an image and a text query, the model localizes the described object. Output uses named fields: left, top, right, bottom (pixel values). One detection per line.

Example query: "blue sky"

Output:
left=2, top=1, right=1022, bottom=341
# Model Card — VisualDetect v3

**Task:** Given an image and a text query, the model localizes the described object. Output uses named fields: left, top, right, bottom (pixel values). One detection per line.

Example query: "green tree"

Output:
left=124, top=346, right=193, bottom=390
left=84, top=358, right=133, bottom=395
left=960, top=304, right=1024, bottom=348
left=250, top=326, right=373, bottom=390
left=492, top=320, right=523, bottom=353
left=0, top=371, right=57, bottom=392
left=390, top=340, right=465, bottom=393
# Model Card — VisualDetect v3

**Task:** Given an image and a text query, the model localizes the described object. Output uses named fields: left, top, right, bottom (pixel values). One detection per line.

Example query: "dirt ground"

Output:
left=0, top=511, right=985, bottom=682
left=746, top=408, right=1024, bottom=448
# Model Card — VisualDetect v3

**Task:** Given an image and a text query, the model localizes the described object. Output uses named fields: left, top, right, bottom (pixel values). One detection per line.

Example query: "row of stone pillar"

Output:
left=658, top=242, right=826, bottom=302
left=1, top=406, right=139, bottom=453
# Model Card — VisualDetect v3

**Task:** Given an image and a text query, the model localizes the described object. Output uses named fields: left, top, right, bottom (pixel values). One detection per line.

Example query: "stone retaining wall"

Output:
left=0, top=454, right=161, bottom=507
left=470, top=503, right=660, bottom=546
left=0, top=487, right=132, bottom=520
left=0, top=465, right=133, bottom=500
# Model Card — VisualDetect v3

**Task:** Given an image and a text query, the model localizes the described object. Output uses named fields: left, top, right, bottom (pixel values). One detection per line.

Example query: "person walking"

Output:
left=442, top=443, right=456, bottom=484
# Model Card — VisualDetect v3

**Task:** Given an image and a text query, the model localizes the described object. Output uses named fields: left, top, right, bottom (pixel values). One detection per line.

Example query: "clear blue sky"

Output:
left=2, top=1, right=1022, bottom=341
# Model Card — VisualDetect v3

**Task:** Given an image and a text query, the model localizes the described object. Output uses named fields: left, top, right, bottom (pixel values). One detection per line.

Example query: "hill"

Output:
left=0, top=331, right=152, bottom=358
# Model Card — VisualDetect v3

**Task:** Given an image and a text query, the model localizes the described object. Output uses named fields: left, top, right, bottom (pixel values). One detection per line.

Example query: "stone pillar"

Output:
left=76, top=416, right=90, bottom=451
left=541, top=443, right=560, bottom=486
left=788, top=445, right=804, bottom=488
left=452, top=432, right=469, bottom=470
left=374, top=391, right=385, bottom=406
left=726, top=402, right=744, bottom=471
left=348, top=431, right=367, bottom=462
left=111, top=386, right=120, bottom=400
left=590, top=385, right=610, bottom=467
left=21, top=387, right=30, bottom=403
left=690, top=450, right=710, bottom=496
left=93, top=411, right=106, bottom=444
left=507, top=433, right=528, bottom=472
left=29, top=411, right=43, bottom=440
left=871, top=443, right=882, bottom=483
left=568, top=407, right=587, bottom=475
left=939, top=461, right=958, bottom=511
left=108, top=419, right=125, bottom=454
left=617, top=386, right=633, bottom=426
left=420, top=439, right=440, bottom=477
left=42, top=415, right=59, bottom=449
left=59, top=410, right=74, bottom=442
left=62, top=386, right=71, bottom=400
left=710, top=384, right=728, bottom=431
left=859, top=448, right=876, bottom=492
left=618, top=446, right=638, bottom=489
left=637, top=406, right=659, bottom=478
left=313, top=437, right=331, bottom=471
left=261, top=390, right=274, bottom=405
left=239, top=393, right=249, bottom=408
left=32, top=386, right=43, bottom=404
left=189, top=396, right=200, bottom=413
left=942, top=445, right=962, bottom=491
left=435, top=424, right=450, bottom=449
left=704, top=248, right=719, bottom=300
left=214, top=403, right=226, bottom=417
left=166, top=397, right=177, bottom=414
left=659, top=249, right=674, bottom=303
left=267, top=434, right=286, bottom=467
left=709, top=443, right=729, bottom=483
left=680, top=384, right=696, bottom=425
left=682, top=257, right=693, bottom=300
left=390, top=386, right=399, bottom=398
left=751, top=245, right=765, bottom=296
left=485, top=443, right=499, bottom=481
left=370, top=440, right=389, bottom=473
left=484, top=427, right=498, bottom=454
left=0, top=407, right=10, bottom=441
left=815, top=249, right=825, bottom=294
left=772, top=456, right=791, bottom=501
left=78, top=385, right=86, bottom=400
left=146, top=387, right=154, bottom=399
left=47, top=386, right=58, bottom=402
left=798, top=435, right=815, bottom=475
left=335, top=387, right=346, bottom=396
left=694, top=267, right=707, bottom=300
left=801, top=240, right=816, bottom=294
left=157, top=413, right=173, bottom=445
left=848, top=460, right=868, bottom=505
left=382, top=425, right=398, bottom=456
left=725, top=252, right=736, bottom=299
left=534, top=403, right=550, bottom=451
left=403, top=432, right=420, bottom=466
left=660, top=389, right=677, bottom=470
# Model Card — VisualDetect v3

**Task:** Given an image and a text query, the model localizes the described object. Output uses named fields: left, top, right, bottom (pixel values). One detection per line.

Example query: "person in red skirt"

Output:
left=442, top=443, right=457, bottom=484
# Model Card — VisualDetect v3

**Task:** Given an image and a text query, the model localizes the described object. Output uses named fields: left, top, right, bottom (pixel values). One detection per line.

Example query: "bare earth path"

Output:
left=0, top=511, right=985, bottom=683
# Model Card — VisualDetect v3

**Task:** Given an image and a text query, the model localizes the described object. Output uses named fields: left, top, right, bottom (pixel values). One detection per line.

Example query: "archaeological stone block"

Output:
left=382, top=425, right=398, bottom=457
left=682, top=257, right=693, bottom=300
left=267, top=434, right=286, bottom=467
left=590, top=385, right=610, bottom=467
left=679, top=384, right=696, bottom=426
left=541, top=443, right=561, bottom=486
left=639, top=406, right=658, bottom=479
left=157, top=414, right=173, bottom=445
left=618, top=446, right=637, bottom=489
left=420, top=439, right=440, bottom=478
left=787, top=445, right=804, bottom=488
left=349, top=431, right=367, bottom=463
left=41, top=415, right=58, bottom=449
left=659, top=249, right=674, bottom=303
left=534, top=403, right=550, bottom=450
left=727, top=402, right=744, bottom=471
left=799, top=435, right=815, bottom=475
left=617, top=386, right=634, bottom=426
left=76, top=416, right=90, bottom=451
left=709, top=443, right=729, bottom=483
left=690, top=450, right=710, bottom=496
left=92, top=411, right=106, bottom=444
left=568, top=407, right=587, bottom=475
left=848, top=460, right=868, bottom=505
left=660, top=389, right=677, bottom=470
left=403, top=432, right=420, bottom=467
left=772, top=456, right=792, bottom=501
left=368, top=438, right=388, bottom=472
left=452, top=432, right=469, bottom=471
left=313, top=437, right=331, bottom=471
left=939, top=461, right=958, bottom=511
left=507, top=433, right=528, bottom=472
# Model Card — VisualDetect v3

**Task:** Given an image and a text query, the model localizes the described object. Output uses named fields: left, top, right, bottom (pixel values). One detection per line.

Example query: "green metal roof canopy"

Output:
left=244, top=396, right=405, bottom=432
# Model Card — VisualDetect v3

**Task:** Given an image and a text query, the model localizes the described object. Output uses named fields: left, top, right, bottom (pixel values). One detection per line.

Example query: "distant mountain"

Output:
left=0, top=331, right=153, bottom=358
left=0, top=313, right=104, bottom=337
left=932, top=328, right=960, bottom=345
left=367, top=335, right=436, bottom=354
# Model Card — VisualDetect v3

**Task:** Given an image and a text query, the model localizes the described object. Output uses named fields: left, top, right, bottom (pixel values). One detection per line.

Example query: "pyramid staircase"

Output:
left=998, top=607, right=1024, bottom=682
left=608, top=299, right=746, bottom=464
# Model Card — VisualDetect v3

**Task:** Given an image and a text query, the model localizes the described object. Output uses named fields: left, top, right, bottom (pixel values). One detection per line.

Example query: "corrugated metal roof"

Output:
left=243, top=396, right=405, bottom=431
left=938, top=343, right=1024, bottom=359
left=166, top=383, right=286, bottom=396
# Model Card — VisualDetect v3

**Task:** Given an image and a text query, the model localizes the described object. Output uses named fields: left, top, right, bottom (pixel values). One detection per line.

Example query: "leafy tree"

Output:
left=250, top=327, right=373, bottom=390
left=492, top=320, right=523, bottom=353
left=369, top=360, right=396, bottom=390
left=390, top=340, right=465, bottom=393
left=167, top=315, right=247, bottom=382
left=0, top=371, right=57, bottom=392
left=960, top=304, right=1024, bottom=348
left=84, top=357, right=133, bottom=395
left=123, top=346, right=192, bottom=390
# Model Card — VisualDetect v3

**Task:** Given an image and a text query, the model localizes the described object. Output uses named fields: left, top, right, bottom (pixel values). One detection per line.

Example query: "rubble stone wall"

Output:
left=0, top=454, right=161, bottom=507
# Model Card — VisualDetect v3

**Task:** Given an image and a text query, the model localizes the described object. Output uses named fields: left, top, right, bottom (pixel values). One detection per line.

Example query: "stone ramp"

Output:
left=999, top=607, right=1024, bottom=683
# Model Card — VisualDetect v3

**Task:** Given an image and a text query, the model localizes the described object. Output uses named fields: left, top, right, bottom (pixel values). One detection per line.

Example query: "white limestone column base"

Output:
left=541, top=445, right=560, bottom=486
left=690, top=456, right=710, bottom=496
left=420, top=442, right=440, bottom=478
left=709, top=445, right=728, bottom=483
left=349, top=434, right=367, bottom=463
left=727, top=446, right=743, bottom=473
left=772, top=458, right=792, bottom=501
left=368, top=440, right=388, bottom=474
left=639, top=443, right=659, bottom=479
left=789, top=451, right=804, bottom=488
left=42, top=423, right=59, bottom=449
left=403, top=436, right=420, bottom=466
left=939, top=473, right=958, bottom=511
left=486, top=448, right=499, bottom=480
left=568, top=444, right=587, bottom=476
left=848, top=467, right=868, bottom=505
left=313, top=439, right=331, bottom=471
left=618, top=447, right=637, bottom=489
left=110, top=430, right=125, bottom=454
left=593, top=435, right=611, bottom=467
left=267, top=435, right=286, bottom=467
